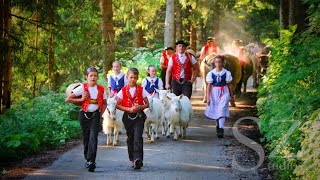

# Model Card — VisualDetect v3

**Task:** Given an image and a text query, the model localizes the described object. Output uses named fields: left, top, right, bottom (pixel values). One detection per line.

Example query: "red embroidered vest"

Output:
left=122, top=85, right=144, bottom=107
left=161, top=52, right=169, bottom=70
left=172, top=53, right=192, bottom=81
left=204, top=44, right=218, bottom=55
left=81, top=83, right=105, bottom=113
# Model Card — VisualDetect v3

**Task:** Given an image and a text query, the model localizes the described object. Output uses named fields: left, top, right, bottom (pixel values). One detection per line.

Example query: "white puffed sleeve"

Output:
left=206, top=71, right=214, bottom=83
left=226, top=71, right=233, bottom=83
left=141, top=78, right=147, bottom=88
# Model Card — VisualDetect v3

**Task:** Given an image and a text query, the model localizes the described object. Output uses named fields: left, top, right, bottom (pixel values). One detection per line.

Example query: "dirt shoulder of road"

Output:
left=0, top=140, right=82, bottom=179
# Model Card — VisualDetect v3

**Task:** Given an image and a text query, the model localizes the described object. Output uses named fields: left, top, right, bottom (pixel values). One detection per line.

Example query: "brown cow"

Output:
left=200, top=53, right=242, bottom=107
left=245, top=43, right=271, bottom=87
left=236, top=47, right=254, bottom=93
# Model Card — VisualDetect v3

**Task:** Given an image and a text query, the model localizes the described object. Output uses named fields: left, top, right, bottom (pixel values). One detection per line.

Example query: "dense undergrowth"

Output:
left=257, top=3, right=320, bottom=178
left=0, top=93, right=80, bottom=162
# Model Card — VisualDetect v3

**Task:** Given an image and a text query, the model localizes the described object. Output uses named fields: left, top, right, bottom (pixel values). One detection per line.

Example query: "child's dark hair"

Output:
left=147, top=65, right=156, bottom=76
left=85, top=67, right=98, bottom=75
left=112, top=61, right=122, bottom=67
left=212, top=55, right=225, bottom=67
left=127, top=68, right=139, bottom=76
left=214, top=55, right=225, bottom=63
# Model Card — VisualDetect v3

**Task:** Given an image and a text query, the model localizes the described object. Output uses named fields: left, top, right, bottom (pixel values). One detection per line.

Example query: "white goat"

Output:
left=102, top=97, right=124, bottom=146
left=168, top=95, right=193, bottom=140
left=157, top=89, right=177, bottom=137
left=143, top=94, right=164, bottom=143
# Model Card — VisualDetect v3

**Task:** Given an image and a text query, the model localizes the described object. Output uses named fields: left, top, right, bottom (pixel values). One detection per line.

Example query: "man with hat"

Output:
left=160, top=46, right=174, bottom=86
left=165, top=40, right=199, bottom=98
left=199, top=37, right=220, bottom=62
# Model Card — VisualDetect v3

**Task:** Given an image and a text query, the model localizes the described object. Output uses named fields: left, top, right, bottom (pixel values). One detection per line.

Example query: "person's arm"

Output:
left=133, top=88, right=150, bottom=112
left=158, top=78, right=164, bottom=90
left=227, top=83, right=234, bottom=100
left=166, top=65, right=173, bottom=90
left=141, top=78, right=147, bottom=88
left=190, top=63, right=199, bottom=84
left=190, top=56, right=199, bottom=84
left=199, top=46, right=206, bottom=60
left=108, top=87, right=114, bottom=98
left=101, top=91, right=107, bottom=115
left=116, top=98, right=128, bottom=112
left=65, top=91, right=89, bottom=105
left=115, top=98, right=136, bottom=113
left=206, top=83, right=212, bottom=106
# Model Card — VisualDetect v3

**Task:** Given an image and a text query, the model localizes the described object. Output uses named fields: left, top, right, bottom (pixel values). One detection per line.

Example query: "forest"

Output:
left=0, top=0, right=319, bottom=179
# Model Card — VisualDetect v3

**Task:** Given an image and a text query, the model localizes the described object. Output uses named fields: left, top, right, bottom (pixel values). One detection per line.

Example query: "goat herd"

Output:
left=102, top=89, right=193, bottom=146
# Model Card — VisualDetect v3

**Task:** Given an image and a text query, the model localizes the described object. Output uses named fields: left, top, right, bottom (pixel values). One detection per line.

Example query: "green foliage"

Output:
left=0, top=93, right=80, bottom=161
left=257, top=12, right=320, bottom=179
left=231, top=0, right=279, bottom=42
left=294, top=109, right=320, bottom=179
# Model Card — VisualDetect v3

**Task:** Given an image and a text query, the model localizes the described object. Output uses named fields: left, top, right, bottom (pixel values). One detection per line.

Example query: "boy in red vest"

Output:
left=199, top=37, right=220, bottom=62
left=65, top=67, right=107, bottom=172
left=160, top=46, right=174, bottom=86
left=165, top=40, right=199, bottom=99
left=116, top=68, right=149, bottom=169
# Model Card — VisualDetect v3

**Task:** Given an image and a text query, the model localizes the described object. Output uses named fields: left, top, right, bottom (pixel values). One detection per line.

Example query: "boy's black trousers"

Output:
left=122, top=112, right=146, bottom=161
left=78, top=110, right=100, bottom=163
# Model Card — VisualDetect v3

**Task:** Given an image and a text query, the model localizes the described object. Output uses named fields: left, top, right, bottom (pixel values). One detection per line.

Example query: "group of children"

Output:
left=66, top=61, right=163, bottom=172
left=65, top=46, right=233, bottom=172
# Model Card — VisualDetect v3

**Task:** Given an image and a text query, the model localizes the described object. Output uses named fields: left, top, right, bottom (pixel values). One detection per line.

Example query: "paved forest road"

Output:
left=25, top=79, right=271, bottom=180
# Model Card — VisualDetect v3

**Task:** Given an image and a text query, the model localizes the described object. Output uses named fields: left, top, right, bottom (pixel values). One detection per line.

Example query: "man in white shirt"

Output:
left=165, top=40, right=199, bottom=98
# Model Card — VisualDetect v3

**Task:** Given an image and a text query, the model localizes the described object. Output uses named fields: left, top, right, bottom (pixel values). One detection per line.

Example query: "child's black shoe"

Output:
left=85, top=161, right=90, bottom=168
left=133, top=159, right=143, bottom=169
left=87, top=162, right=96, bottom=172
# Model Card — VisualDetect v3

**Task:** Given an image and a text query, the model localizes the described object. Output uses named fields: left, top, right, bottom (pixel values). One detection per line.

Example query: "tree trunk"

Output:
left=213, top=2, right=220, bottom=38
left=280, top=0, right=290, bottom=30
left=134, top=27, right=144, bottom=48
left=164, top=0, right=175, bottom=48
left=184, top=6, right=191, bottom=42
left=289, top=0, right=308, bottom=34
left=48, top=25, right=56, bottom=91
left=47, top=4, right=57, bottom=92
left=132, top=6, right=144, bottom=48
left=175, top=1, right=182, bottom=41
left=190, top=24, right=196, bottom=51
left=0, top=0, right=4, bottom=113
left=197, top=19, right=205, bottom=51
left=1, top=0, right=12, bottom=113
left=34, top=2, right=39, bottom=97
left=100, top=0, right=115, bottom=84
left=288, top=0, right=296, bottom=27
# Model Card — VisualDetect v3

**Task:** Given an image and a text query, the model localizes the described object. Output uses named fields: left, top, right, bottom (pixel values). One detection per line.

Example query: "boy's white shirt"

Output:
left=73, top=84, right=107, bottom=112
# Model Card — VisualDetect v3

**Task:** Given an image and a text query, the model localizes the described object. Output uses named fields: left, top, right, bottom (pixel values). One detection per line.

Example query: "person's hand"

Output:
left=81, top=91, right=90, bottom=102
left=166, top=84, right=170, bottom=90
left=206, top=98, right=210, bottom=106
left=109, top=92, right=115, bottom=98
left=128, top=106, right=139, bottom=113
